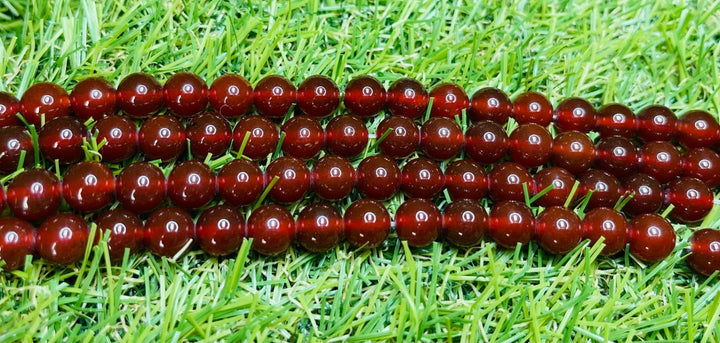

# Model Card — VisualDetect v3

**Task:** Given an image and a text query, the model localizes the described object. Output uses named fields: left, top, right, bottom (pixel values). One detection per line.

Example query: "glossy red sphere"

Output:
left=468, top=87, right=512, bottom=124
left=297, top=75, right=340, bottom=118
left=295, top=203, right=343, bottom=253
left=488, top=162, right=534, bottom=202
left=429, top=82, right=469, bottom=119
left=0, top=92, right=21, bottom=127
left=376, top=115, right=419, bottom=159
left=38, top=116, right=87, bottom=164
left=115, top=162, right=166, bottom=213
left=281, top=115, right=325, bottom=159
left=208, top=74, right=253, bottom=118
left=36, top=213, right=89, bottom=265
left=533, top=167, right=576, bottom=207
left=186, top=112, right=232, bottom=159
left=536, top=206, right=582, bottom=255
left=595, top=103, right=636, bottom=138
left=401, top=157, right=444, bottom=199
left=582, top=207, right=628, bottom=256
left=639, top=141, right=683, bottom=184
left=395, top=198, right=442, bottom=248
left=356, top=154, right=401, bottom=200
left=6, top=168, right=61, bottom=222
left=420, top=117, right=463, bottom=160
left=70, top=77, right=117, bottom=120
left=665, top=177, right=713, bottom=223
left=683, top=148, right=720, bottom=188
left=196, top=205, right=245, bottom=257
left=232, top=115, right=279, bottom=160
left=578, top=169, right=622, bottom=209
left=628, top=213, right=675, bottom=262
left=0, top=217, right=35, bottom=270
left=144, top=207, right=195, bottom=258
left=551, top=131, right=595, bottom=175
left=325, top=114, right=368, bottom=157
left=246, top=204, right=295, bottom=256
left=116, top=73, right=164, bottom=118
left=265, top=156, right=312, bottom=204
left=253, top=75, right=296, bottom=118
left=20, top=82, right=71, bottom=127
left=508, top=123, right=553, bottom=168
left=138, top=115, right=186, bottom=161
left=555, top=97, right=596, bottom=132
left=442, top=199, right=488, bottom=247
left=95, top=209, right=144, bottom=262
left=464, top=121, right=508, bottom=165
left=344, top=75, right=386, bottom=117
left=594, top=136, right=638, bottom=178
left=676, top=110, right=719, bottom=149
left=163, top=72, right=208, bottom=117
left=621, top=174, right=663, bottom=216
left=343, top=199, right=391, bottom=249
left=217, top=159, right=265, bottom=207
left=688, top=229, right=720, bottom=276
left=62, top=161, right=114, bottom=212
left=167, top=160, right=216, bottom=209
left=311, top=155, right=356, bottom=201
left=444, top=159, right=487, bottom=200
left=489, top=200, right=535, bottom=249
left=93, top=114, right=137, bottom=162
left=386, top=78, right=428, bottom=119
left=512, top=91, right=553, bottom=126
left=636, top=105, right=676, bottom=142
left=0, top=126, right=33, bottom=174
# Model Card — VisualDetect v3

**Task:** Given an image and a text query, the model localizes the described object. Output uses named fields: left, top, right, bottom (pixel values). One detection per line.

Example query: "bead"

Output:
left=343, top=199, right=391, bottom=249
left=357, top=155, right=401, bottom=200
left=429, top=82, right=469, bottom=119
left=444, top=159, right=487, bottom=200
left=186, top=112, right=232, bottom=159
left=138, top=115, right=186, bottom=161
left=231, top=115, right=279, bottom=160
left=70, top=77, right=117, bottom=120
left=468, top=87, right=512, bottom=124
left=621, top=174, right=663, bottom=216
left=533, top=167, right=576, bottom=207
left=36, top=213, right=89, bottom=265
left=551, top=131, right=595, bottom=175
left=688, top=229, right=720, bottom=276
left=628, top=213, right=676, bottom=262
left=0, top=217, right=35, bottom=270
left=116, top=73, right=164, bottom=118
left=376, top=115, right=419, bottom=159
left=0, top=126, right=33, bottom=174
left=665, top=177, right=713, bottom=223
left=535, top=206, right=583, bottom=255
left=167, top=160, right=216, bottom=209
left=93, top=114, right=138, bottom=162
left=217, top=159, right=264, bottom=206
left=594, top=136, right=638, bottom=178
left=297, top=75, right=340, bottom=118
left=6, top=168, right=61, bottom=222
left=386, top=78, right=428, bottom=119
left=265, top=156, right=312, bottom=204
left=489, top=200, right=535, bottom=249
left=595, top=103, right=636, bottom=138
left=555, top=97, right=595, bottom=132
left=578, top=169, right=622, bottom=210
left=0, top=92, right=21, bottom=127
left=144, top=207, right=195, bottom=258
left=115, top=162, right=166, bottom=213
left=325, top=114, right=368, bottom=158
left=395, top=198, right=442, bottom=248
left=296, top=203, right=343, bottom=253
left=19, top=82, right=71, bottom=127
left=676, top=110, right=719, bottom=149
left=508, top=123, right=553, bottom=168
left=196, top=205, right=245, bottom=257
left=683, top=147, right=720, bottom=188
left=62, top=161, right=114, bottom=212
left=311, top=155, right=356, bottom=201
left=465, top=120, right=508, bottom=165
left=512, top=91, right=553, bottom=126
left=38, top=116, right=87, bottom=164
left=401, top=157, right=444, bottom=198
left=488, top=162, right=534, bottom=202
left=639, top=141, right=683, bottom=184
left=163, top=72, right=208, bottom=117
left=208, top=74, right=253, bottom=118
left=280, top=115, right=325, bottom=159
left=344, top=75, right=386, bottom=117
left=419, top=117, right=463, bottom=160
left=253, top=75, right=296, bottom=119
left=247, top=204, right=295, bottom=256
left=582, top=207, right=628, bottom=256
left=95, top=209, right=144, bottom=262
left=442, top=199, right=488, bottom=248
left=636, top=105, right=676, bottom=142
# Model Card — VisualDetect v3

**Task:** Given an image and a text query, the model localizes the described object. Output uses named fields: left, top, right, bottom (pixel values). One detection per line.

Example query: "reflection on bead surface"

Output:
left=357, top=155, right=401, bottom=200
left=94, top=115, right=137, bottom=162
left=208, top=74, right=253, bottom=118
left=683, top=148, right=720, bottom=188
left=196, top=205, right=245, bottom=257
left=665, top=177, right=713, bottom=223
left=344, top=75, right=386, bottom=117
left=622, top=174, right=663, bottom=216
left=138, top=115, right=186, bottom=162
left=95, top=209, right=144, bottom=262
left=167, top=160, right=216, bottom=209
left=578, top=169, right=622, bottom=210
left=555, top=97, right=595, bottom=132
left=386, top=78, right=428, bottom=119
left=465, top=121, right=508, bottom=165
left=595, top=103, right=636, bottom=138
left=0, top=217, right=35, bottom=270
left=444, top=160, right=487, bottom=200
left=401, top=157, right=444, bottom=199
left=395, top=198, right=442, bottom=248
left=595, top=136, right=638, bottom=178
left=0, top=126, right=33, bottom=174
left=186, top=112, right=232, bottom=159
left=420, top=117, right=463, bottom=160
left=508, top=123, right=553, bottom=168
left=62, top=161, right=115, bottom=212
left=38, top=116, right=87, bottom=164
left=115, top=162, right=166, bottom=213
left=296, top=203, right=343, bottom=253
left=688, top=229, right=720, bottom=276
left=37, top=213, right=88, bottom=265
left=676, top=110, right=719, bottom=149
left=144, top=207, right=195, bottom=258
left=247, top=204, right=295, bottom=256
left=582, top=207, right=628, bottom=256
left=536, top=206, right=582, bottom=254
left=628, top=213, right=675, bottom=262
left=488, top=162, right=533, bottom=202
left=254, top=75, right=296, bottom=118
left=636, top=105, right=676, bottom=142
left=20, top=82, right=71, bottom=127
left=6, top=168, right=61, bottom=222
left=551, top=131, right=595, bottom=175
left=442, top=199, right=488, bottom=247
left=217, top=159, right=264, bottom=206
left=0, top=92, right=21, bottom=128
left=512, top=91, right=553, bottom=126
left=376, top=115, right=419, bottom=159
left=70, top=77, right=117, bottom=120
left=281, top=115, right=324, bottom=159
left=489, top=200, right=535, bottom=249
left=116, top=73, right=164, bottom=118
left=429, top=83, right=469, bottom=119
left=639, top=141, right=682, bottom=184
left=468, top=87, right=512, bottom=124
left=232, top=115, right=279, bottom=160
left=163, top=72, right=208, bottom=117
left=533, top=167, right=575, bottom=207
left=312, top=155, right=356, bottom=201
left=344, top=199, right=391, bottom=249
left=266, top=156, right=312, bottom=204
left=325, top=114, right=367, bottom=158
left=297, top=75, right=340, bottom=118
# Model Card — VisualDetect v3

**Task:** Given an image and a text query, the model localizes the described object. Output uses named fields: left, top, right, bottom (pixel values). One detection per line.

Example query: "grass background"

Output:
left=1, top=0, right=720, bottom=341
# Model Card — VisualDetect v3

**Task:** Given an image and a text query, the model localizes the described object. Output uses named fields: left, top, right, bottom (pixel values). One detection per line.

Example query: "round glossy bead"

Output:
left=196, top=205, right=245, bottom=257
left=144, top=207, right=195, bottom=258
left=676, top=110, right=719, bottom=149
left=253, top=75, right=296, bottom=119
left=555, top=97, right=596, bottom=132
left=533, top=167, right=576, bottom=207
left=489, top=200, right=535, bottom=248
left=70, top=77, right=117, bottom=120
left=578, top=169, right=622, bottom=209
left=115, top=162, right=166, bottom=213
left=0, top=126, right=33, bottom=174
left=420, top=117, right=463, bottom=160
left=231, top=115, right=279, bottom=160
left=512, top=91, right=553, bottom=126
left=163, top=72, right=208, bottom=117
left=551, top=131, right=595, bottom=175
left=20, top=82, right=71, bottom=127
left=343, top=199, right=391, bottom=249
left=138, top=115, right=186, bottom=161
left=0, top=92, right=21, bottom=127
left=595, top=136, right=638, bottom=178
left=208, top=74, right=253, bottom=118
left=442, top=199, right=488, bottom=248
left=167, top=160, right=216, bottom=209
left=295, top=203, right=343, bottom=253
left=280, top=115, right=325, bottom=159
left=0, top=217, right=35, bottom=270
left=311, top=155, right=356, bottom=201
left=38, top=116, right=87, bottom=164
left=536, top=206, right=583, bottom=255
left=356, top=155, right=401, bottom=200
left=468, top=87, right=512, bottom=124
left=688, top=229, right=720, bottom=276
left=265, top=156, right=311, bottom=204
left=247, top=204, right=295, bottom=256
left=582, top=207, right=628, bottom=256
left=62, top=161, right=115, bottom=212
left=488, top=162, right=534, bottom=202
left=401, top=157, right=444, bottom=199
left=622, top=174, right=663, bottom=216
left=6, top=168, right=61, bottom=222
left=217, top=159, right=264, bottom=206
left=344, top=75, right=386, bottom=117
left=665, top=177, right=713, bottom=223
left=297, top=75, right=340, bottom=118
left=595, top=103, right=636, bottom=138
left=37, top=213, right=89, bottom=265
left=628, top=213, right=676, bottom=262
left=95, top=209, right=144, bottom=262
left=186, top=112, right=232, bottom=159
left=395, top=198, right=442, bottom=248
left=429, top=82, right=469, bottom=119
left=386, top=78, right=428, bottom=119
left=116, top=73, right=164, bottom=118
left=376, top=115, right=419, bottom=159
left=93, top=114, right=137, bottom=162
left=325, top=114, right=368, bottom=157
left=636, top=105, right=676, bottom=142
left=444, top=160, right=487, bottom=200
left=464, top=121, right=508, bottom=165
left=639, top=141, right=683, bottom=184
left=508, top=123, right=553, bottom=168
left=683, top=148, right=720, bottom=188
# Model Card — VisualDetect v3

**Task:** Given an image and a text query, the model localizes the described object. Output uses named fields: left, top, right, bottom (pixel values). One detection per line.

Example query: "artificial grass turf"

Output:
left=1, top=0, right=720, bottom=341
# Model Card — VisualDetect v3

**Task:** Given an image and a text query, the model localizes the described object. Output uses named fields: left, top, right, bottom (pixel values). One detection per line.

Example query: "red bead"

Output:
left=62, top=161, right=114, bottom=212
left=551, top=131, right=595, bottom=175
left=488, top=162, right=533, bottom=202
left=344, top=75, right=386, bottom=117
left=595, top=103, right=636, bottom=138
left=512, top=91, right=553, bottom=126
left=265, top=156, right=311, bottom=204
left=247, top=204, right=295, bottom=256
left=297, top=75, right=340, bottom=118
left=253, top=75, right=296, bottom=119
left=465, top=121, right=508, bottom=165
left=281, top=115, right=325, bottom=159
left=489, top=200, right=535, bottom=249
left=6, top=168, right=61, bottom=222
left=429, top=82, right=469, bottom=119
left=208, top=74, right=253, bottom=118
left=665, top=177, right=713, bottom=223
left=0, top=92, right=21, bottom=128
left=343, top=199, right=391, bottom=249
left=688, top=229, right=720, bottom=276
left=442, top=199, right=488, bottom=247
left=639, top=141, right=683, bottom=184
left=357, top=155, right=401, bottom=200
left=468, top=87, right=512, bottom=124
left=582, top=207, right=628, bottom=256
left=167, top=160, right=216, bottom=209
left=138, top=115, right=186, bottom=161
left=196, top=205, right=245, bottom=257
left=20, top=82, right=71, bottom=127
left=186, top=112, right=232, bottom=159
left=628, top=213, right=676, bottom=262
left=0, top=126, right=33, bottom=174
left=683, top=148, right=720, bottom=188
left=395, top=198, right=442, bottom=248
left=401, top=157, right=444, bottom=199
left=594, top=136, right=638, bottom=178
left=116, top=73, right=164, bottom=118
left=536, top=206, right=582, bottom=254
left=636, top=105, right=676, bottom=142
left=144, top=207, right=195, bottom=258
left=36, top=213, right=89, bottom=265
left=231, top=115, right=279, bottom=160
left=533, top=167, right=576, bottom=207
left=70, top=77, right=117, bottom=120
left=95, top=209, right=144, bottom=262
left=444, top=159, right=487, bottom=200
left=622, top=174, right=663, bottom=216
left=0, top=218, right=35, bottom=270
left=311, top=155, right=356, bottom=201
left=296, top=203, right=343, bottom=253
left=38, top=116, right=87, bottom=164
left=420, top=117, right=463, bottom=160
left=386, top=78, right=428, bottom=119
left=217, top=159, right=264, bottom=206
left=508, top=123, right=553, bottom=168
left=578, top=169, right=622, bottom=209
left=163, top=72, right=208, bottom=117
left=555, top=97, right=595, bottom=132
left=325, top=114, right=368, bottom=158
left=376, top=115, right=419, bottom=159
left=115, top=162, right=166, bottom=213
left=93, top=114, right=137, bottom=162
left=676, top=110, right=719, bottom=149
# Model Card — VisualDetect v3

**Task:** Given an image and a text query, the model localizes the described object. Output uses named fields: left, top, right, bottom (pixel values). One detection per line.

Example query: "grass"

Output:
left=1, top=0, right=720, bottom=341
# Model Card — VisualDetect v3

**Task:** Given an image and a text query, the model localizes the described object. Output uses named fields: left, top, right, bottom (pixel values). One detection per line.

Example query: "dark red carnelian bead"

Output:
left=144, top=207, right=195, bottom=258
left=683, top=148, right=720, bottom=188
left=0, top=92, right=21, bottom=127
left=344, top=199, right=391, bottom=249
left=344, top=75, right=386, bottom=117
left=232, top=115, right=279, bottom=160
left=70, top=77, right=117, bottom=120
left=281, top=115, right=324, bottom=160
left=508, top=123, right=553, bottom=168
left=0, top=187, right=4, bottom=213
left=163, top=72, right=208, bottom=117
left=36, top=213, right=89, bottom=265
left=688, top=229, right=720, bottom=276
left=6, top=168, right=61, bottom=222
left=296, top=203, right=343, bottom=253
left=95, top=209, right=144, bottom=262
left=489, top=200, right=535, bottom=249
left=622, top=174, right=663, bottom=216
left=116, top=73, right=164, bottom=118
left=0, top=126, right=33, bottom=174
left=357, top=155, right=401, bottom=200
left=386, top=78, right=428, bottom=119
left=38, top=116, right=87, bottom=164
left=628, top=213, right=676, bottom=262
left=444, top=160, right=487, bottom=200
left=595, top=136, right=638, bottom=178
left=666, top=177, right=713, bottom=223
left=253, top=75, right=296, bottom=119
left=247, top=204, right=295, bottom=256
left=62, top=161, right=114, bottom=212
left=115, top=162, right=166, bottom=213
left=551, top=131, right=595, bottom=175
left=186, top=112, right=232, bottom=159
left=420, top=117, right=463, bottom=160
left=468, top=87, right=512, bottom=124
left=401, top=157, right=444, bottom=199
left=311, top=155, right=356, bottom=201
left=578, top=169, right=622, bottom=209
left=555, top=97, right=596, bottom=132
left=429, top=82, right=469, bottom=119
left=20, top=82, right=71, bottom=127
left=196, top=205, right=245, bottom=257
left=595, top=103, right=637, bottom=138
left=639, top=141, right=683, bottom=184
left=325, top=114, right=368, bottom=158
left=265, top=156, right=312, bottom=204
left=138, top=115, right=186, bottom=161
left=217, top=159, right=264, bottom=206
left=533, top=167, right=576, bottom=207
left=465, top=121, right=508, bottom=165
left=93, top=114, right=137, bottom=162
left=395, top=198, right=442, bottom=248
left=636, top=105, right=676, bottom=142
left=167, top=160, right=216, bottom=209
left=488, top=162, right=534, bottom=202
left=0, top=217, right=35, bottom=270
left=536, top=206, right=583, bottom=255
left=297, top=75, right=340, bottom=118
left=677, top=110, right=720, bottom=149
left=376, top=115, right=419, bottom=159
left=512, top=91, right=553, bottom=126
left=208, top=74, right=253, bottom=118
left=582, top=207, right=628, bottom=256
left=442, top=199, right=488, bottom=248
